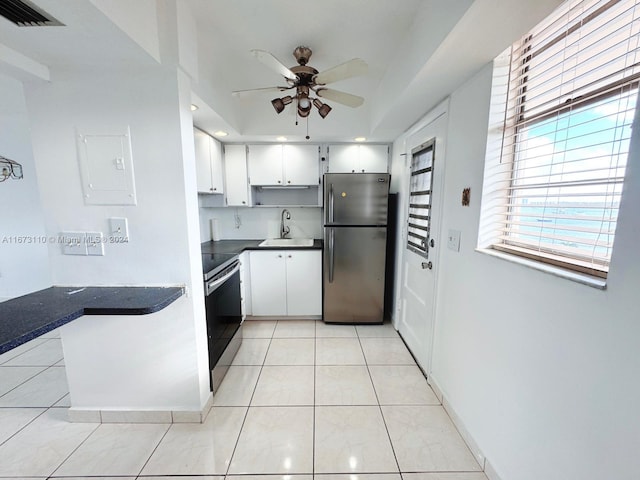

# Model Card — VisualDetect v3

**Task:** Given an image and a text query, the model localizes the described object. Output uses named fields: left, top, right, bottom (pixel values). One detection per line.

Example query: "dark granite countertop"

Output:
left=0, top=286, right=184, bottom=354
left=201, top=239, right=322, bottom=255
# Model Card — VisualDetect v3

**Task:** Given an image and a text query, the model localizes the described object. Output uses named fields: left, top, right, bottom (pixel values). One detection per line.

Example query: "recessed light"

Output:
left=190, top=104, right=199, bottom=111
left=354, top=136, right=366, bottom=142
left=276, top=136, right=287, bottom=142
left=213, top=131, right=228, bottom=137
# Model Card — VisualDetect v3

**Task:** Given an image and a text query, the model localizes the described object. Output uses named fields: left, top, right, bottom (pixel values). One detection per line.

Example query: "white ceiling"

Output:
left=0, top=0, right=565, bottom=143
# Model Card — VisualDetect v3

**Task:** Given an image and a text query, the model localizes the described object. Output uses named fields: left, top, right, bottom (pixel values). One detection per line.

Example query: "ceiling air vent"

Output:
left=0, top=0, right=64, bottom=27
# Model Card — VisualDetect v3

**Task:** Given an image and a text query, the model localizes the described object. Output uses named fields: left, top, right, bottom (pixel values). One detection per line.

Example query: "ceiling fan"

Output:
left=232, top=46, right=368, bottom=120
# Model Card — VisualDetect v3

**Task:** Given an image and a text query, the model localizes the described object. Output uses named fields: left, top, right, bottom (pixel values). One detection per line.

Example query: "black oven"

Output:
left=204, top=258, right=242, bottom=393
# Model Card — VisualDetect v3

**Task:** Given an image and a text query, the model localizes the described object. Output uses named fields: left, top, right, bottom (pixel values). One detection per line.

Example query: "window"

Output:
left=479, top=0, right=640, bottom=279
left=407, top=139, right=435, bottom=257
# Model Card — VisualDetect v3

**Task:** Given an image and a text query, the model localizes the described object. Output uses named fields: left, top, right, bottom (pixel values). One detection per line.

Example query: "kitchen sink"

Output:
left=259, top=238, right=314, bottom=247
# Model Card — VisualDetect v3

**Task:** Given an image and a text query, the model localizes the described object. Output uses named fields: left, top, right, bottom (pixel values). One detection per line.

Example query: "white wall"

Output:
left=391, top=64, right=640, bottom=479
left=198, top=206, right=322, bottom=242
left=0, top=74, right=51, bottom=300
left=23, top=66, right=210, bottom=411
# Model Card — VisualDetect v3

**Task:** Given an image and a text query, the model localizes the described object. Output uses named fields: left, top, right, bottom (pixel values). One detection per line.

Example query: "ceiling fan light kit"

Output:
left=235, top=46, right=368, bottom=134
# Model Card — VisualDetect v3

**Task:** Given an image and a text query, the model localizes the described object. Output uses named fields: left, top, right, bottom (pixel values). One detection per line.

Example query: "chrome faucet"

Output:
left=280, top=209, right=291, bottom=238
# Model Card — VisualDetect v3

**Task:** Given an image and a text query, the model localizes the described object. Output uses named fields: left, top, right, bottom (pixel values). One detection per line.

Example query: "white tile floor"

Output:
left=0, top=320, right=487, bottom=480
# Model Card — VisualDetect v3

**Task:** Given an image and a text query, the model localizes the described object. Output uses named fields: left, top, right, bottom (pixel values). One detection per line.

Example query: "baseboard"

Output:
left=68, top=392, right=214, bottom=424
left=485, top=459, right=504, bottom=480
left=245, top=315, right=321, bottom=320
left=428, top=374, right=489, bottom=472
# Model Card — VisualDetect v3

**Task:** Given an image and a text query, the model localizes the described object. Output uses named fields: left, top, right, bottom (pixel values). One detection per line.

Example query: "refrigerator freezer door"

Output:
left=324, top=226, right=387, bottom=324
left=324, top=173, right=390, bottom=226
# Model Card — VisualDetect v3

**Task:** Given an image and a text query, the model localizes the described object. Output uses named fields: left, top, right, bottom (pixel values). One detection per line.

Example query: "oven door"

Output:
left=204, top=260, right=242, bottom=393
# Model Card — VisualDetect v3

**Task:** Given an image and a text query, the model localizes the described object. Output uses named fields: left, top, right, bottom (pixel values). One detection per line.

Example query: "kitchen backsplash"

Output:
left=199, top=206, right=322, bottom=242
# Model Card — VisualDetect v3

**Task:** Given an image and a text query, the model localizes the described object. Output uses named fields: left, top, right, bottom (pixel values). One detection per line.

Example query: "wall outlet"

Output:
left=86, top=232, right=105, bottom=256
left=447, top=229, right=461, bottom=252
left=61, top=232, right=87, bottom=255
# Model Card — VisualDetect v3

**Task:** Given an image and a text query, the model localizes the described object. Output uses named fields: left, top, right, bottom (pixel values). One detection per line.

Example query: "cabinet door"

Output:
left=250, top=251, right=287, bottom=316
left=210, top=137, right=224, bottom=193
left=285, top=250, right=322, bottom=316
left=327, top=144, right=359, bottom=173
left=359, top=144, right=389, bottom=173
left=283, top=145, right=320, bottom=185
left=194, top=129, right=214, bottom=193
left=248, top=144, right=284, bottom=185
left=224, top=145, right=250, bottom=206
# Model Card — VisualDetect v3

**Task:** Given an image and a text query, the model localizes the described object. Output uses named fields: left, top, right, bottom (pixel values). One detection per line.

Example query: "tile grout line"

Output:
left=0, top=364, right=53, bottom=401
left=356, top=325, right=404, bottom=476
left=0, top=338, right=51, bottom=366
left=41, top=355, right=101, bottom=479
left=0, top=405, right=49, bottom=448
left=135, top=422, right=173, bottom=477
left=223, top=319, right=276, bottom=476
left=312, top=319, right=317, bottom=477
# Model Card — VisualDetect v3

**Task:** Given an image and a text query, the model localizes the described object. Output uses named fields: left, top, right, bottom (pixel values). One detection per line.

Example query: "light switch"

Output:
left=447, top=229, right=461, bottom=252
left=109, top=217, right=129, bottom=240
left=86, top=232, right=105, bottom=256
left=61, top=232, right=87, bottom=255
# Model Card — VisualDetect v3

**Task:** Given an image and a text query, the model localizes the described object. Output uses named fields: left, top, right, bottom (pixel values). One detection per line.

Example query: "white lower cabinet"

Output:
left=239, top=251, right=251, bottom=318
left=249, top=249, right=321, bottom=316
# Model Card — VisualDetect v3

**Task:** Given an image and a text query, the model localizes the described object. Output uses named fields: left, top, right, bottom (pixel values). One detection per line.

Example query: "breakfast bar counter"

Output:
left=0, top=286, right=184, bottom=355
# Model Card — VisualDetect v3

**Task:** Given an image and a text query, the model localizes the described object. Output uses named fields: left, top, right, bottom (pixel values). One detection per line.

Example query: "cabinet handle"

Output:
left=361, top=169, right=365, bottom=172
left=242, top=201, right=246, bottom=204
left=287, top=180, right=291, bottom=184
left=288, top=254, right=292, bottom=258
left=278, top=180, right=282, bottom=184
left=213, top=188, right=217, bottom=191
left=351, top=169, right=355, bottom=173
left=209, top=188, right=213, bottom=191
left=278, top=254, right=282, bottom=258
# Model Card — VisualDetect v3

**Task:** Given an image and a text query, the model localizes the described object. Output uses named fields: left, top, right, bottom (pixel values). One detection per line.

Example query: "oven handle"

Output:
left=206, top=261, right=240, bottom=295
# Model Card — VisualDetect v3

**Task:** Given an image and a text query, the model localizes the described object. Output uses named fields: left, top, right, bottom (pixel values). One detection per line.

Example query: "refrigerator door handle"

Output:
left=328, top=227, right=335, bottom=283
left=328, top=183, right=335, bottom=224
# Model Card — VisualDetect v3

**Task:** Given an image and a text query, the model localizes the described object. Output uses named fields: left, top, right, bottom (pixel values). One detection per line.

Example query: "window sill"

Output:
left=475, top=247, right=607, bottom=290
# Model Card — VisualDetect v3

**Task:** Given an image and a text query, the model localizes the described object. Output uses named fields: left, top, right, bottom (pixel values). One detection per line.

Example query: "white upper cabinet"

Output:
left=248, top=144, right=320, bottom=186
left=327, top=144, right=389, bottom=173
left=223, top=144, right=250, bottom=206
left=283, top=144, right=320, bottom=185
left=194, top=128, right=224, bottom=194
left=248, top=145, right=283, bottom=185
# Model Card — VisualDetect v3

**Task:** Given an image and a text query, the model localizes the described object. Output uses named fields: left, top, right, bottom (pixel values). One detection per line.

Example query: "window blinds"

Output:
left=484, top=0, right=640, bottom=278
left=407, top=140, right=435, bottom=257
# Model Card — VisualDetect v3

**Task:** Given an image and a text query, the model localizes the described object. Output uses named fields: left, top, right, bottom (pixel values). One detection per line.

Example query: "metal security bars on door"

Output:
left=407, top=139, right=435, bottom=257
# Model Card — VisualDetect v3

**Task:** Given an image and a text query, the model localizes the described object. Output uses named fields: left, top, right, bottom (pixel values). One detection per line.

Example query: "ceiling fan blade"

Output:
left=232, top=86, right=292, bottom=97
left=313, top=58, right=368, bottom=85
left=250, top=49, right=299, bottom=82
left=316, top=88, right=364, bottom=108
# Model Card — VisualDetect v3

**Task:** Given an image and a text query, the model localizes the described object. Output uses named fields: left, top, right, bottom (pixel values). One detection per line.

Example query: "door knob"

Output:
left=421, top=261, right=433, bottom=270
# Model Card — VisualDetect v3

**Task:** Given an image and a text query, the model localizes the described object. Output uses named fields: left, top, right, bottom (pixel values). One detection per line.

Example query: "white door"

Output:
left=283, top=144, right=320, bottom=185
left=398, top=111, right=447, bottom=373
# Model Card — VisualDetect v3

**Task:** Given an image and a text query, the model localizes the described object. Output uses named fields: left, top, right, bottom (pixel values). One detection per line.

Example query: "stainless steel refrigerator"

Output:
left=323, top=173, right=390, bottom=324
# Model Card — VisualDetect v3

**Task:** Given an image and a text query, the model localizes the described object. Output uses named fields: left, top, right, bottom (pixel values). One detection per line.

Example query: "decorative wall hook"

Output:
left=0, top=156, right=24, bottom=182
